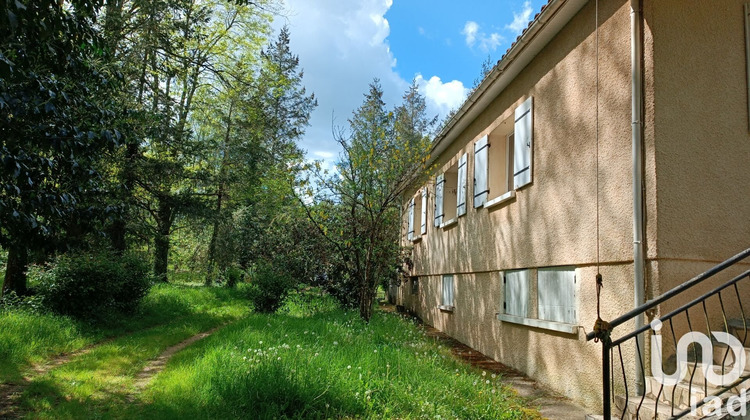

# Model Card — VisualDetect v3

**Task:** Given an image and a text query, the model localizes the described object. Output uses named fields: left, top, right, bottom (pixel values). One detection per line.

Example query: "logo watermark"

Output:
left=650, top=319, right=748, bottom=415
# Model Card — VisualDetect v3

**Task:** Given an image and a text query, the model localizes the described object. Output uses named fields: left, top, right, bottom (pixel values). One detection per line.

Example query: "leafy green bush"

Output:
left=244, top=263, right=297, bottom=313
left=223, top=266, right=244, bottom=289
left=37, top=252, right=153, bottom=321
left=0, top=290, right=46, bottom=313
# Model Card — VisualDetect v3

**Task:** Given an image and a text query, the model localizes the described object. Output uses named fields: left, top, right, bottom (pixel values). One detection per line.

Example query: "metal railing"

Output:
left=587, top=247, right=750, bottom=419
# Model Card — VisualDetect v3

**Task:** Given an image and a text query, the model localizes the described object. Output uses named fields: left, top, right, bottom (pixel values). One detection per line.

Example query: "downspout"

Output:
left=631, top=0, right=646, bottom=394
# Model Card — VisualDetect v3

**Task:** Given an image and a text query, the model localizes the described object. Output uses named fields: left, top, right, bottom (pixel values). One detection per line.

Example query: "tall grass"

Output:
left=0, top=283, right=249, bottom=383
left=136, top=293, right=539, bottom=419
left=0, top=310, right=90, bottom=381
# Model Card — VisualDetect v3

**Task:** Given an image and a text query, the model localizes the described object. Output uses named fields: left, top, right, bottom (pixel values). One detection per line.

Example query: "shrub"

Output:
left=244, top=263, right=296, bottom=313
left=224, top=266, right=244, bottom=289
left=37, top=251, right=153, bottom=321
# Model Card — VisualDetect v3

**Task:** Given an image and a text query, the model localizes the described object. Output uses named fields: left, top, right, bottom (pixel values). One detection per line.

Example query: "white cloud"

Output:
left=461, top=20, right=503, bottom=53
left=462, top=21, right=479, bottom=47
left=313, top=150, right=335, bottom=159
left=415, top=74, right=469, bottom=120
left=276, top=0, right=408, bottom=167
left=506, top=1, right=533, bottom=35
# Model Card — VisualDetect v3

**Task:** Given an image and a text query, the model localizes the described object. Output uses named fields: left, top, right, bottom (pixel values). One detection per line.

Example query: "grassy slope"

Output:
left=130, top=293, right=540, bottom=420
left=5, top=288, right=540, bottom=419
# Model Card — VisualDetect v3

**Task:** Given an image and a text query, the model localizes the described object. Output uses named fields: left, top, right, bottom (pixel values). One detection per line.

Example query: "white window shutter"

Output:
left=434, top=174, right=445, bottom=227
left=504, top=270, right=530, bottom=317
left=514, top=96, right=533, bottom=189
left=473, top=136, right=489, bottom=207
left=442, top=275, right=454, bottom=307
left=456, top=153, right=467, bottom=216
left=537, top=268, right=577, bottom=324
left=407, top=197, right=415, bottom=241
left=420, top=189, right=427, bottom=235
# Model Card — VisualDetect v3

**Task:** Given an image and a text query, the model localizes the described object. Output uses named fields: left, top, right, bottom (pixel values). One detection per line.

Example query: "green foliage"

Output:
left=244, top=262, right=297, bottom=313
left=223, top=265, right=244, bottom=288
left=136, top=307, right=537, bottom=419
left=278, top=286, right=340, bottom=317
left=0, top=283, right=251, bottom=384
left=0, top=0, right=123, bottom=295
left=303, top=80, right=435, bottom=321
left=36, top=252, right=153, bottom=321
left=0, top=309, right=89, bottom=381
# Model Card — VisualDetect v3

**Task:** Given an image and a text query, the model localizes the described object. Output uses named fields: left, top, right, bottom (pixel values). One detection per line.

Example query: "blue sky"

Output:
left=274, top=0, right=545, bottom=168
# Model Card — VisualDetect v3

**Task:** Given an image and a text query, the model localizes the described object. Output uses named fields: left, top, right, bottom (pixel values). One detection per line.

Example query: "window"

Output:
left=537, top=267, right=577, bottom=325
left=407, top=188, right=427, bottom=242
left=503, top=270, right=530, bottom=318
left=434, top=163, right=459, bottom=228
left=474, top=96, right=533, bottom=208
left=457, top=153, right=468, bottom=217
left=439, top=274, right=454, bottom=310
left=411, top=276, right=419, bottom=295
left=497, top=266, right=577, bottom=334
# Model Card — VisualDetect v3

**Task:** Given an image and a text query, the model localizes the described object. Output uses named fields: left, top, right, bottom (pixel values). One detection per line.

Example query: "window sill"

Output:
left=438, top=305, right=455, bottom=312
left=441, top=218, right=457, bottom=229
left=483, top=190, right=515, bottom=210
left=496, top=313, right=577, bottom=334
left=410, top=236, right=422, bottom=243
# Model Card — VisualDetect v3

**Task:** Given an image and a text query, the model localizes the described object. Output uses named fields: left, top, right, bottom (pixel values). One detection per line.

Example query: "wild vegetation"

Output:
left=3, top=286, right=539, bottom=419
left=0, top=1, right=542, bottom=418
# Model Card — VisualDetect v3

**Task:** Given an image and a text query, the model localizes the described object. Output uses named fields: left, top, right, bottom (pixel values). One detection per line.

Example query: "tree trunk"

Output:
left=205, top=102, right=233, bottom=286
left=110, top=138, right=140, bottom=253
left=2, top=244, right=28, bottom=297
left=153, top=201, right=173, bottom=282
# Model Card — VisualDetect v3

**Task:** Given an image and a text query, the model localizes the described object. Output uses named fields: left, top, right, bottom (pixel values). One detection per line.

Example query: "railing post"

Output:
left=602, top=339, right=611, bottom=420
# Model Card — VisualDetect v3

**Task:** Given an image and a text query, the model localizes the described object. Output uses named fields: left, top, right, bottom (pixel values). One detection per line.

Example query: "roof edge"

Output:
left=427, top=0, right=590, bottom=167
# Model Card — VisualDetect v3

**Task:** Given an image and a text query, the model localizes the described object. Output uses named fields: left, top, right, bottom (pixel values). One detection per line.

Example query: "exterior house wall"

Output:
left=397, top=0, right=750, bottom=412
left=646, top=0, right=750, bottom=295
left=399, top=0, right=636, bottom=411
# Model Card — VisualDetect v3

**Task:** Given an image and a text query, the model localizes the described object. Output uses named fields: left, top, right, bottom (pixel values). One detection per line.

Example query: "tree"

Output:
left=0, top=0, right=121, bottom=296
left=302, top=80, right=435, bottom=321
left=202, top=26, right=316, bottom=284
left=101, top=0, right=275, bottom=281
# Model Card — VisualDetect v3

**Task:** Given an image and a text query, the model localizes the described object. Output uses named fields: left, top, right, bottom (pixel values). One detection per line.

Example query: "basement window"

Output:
left=411, top=276, right=419, bottom=295
left=439, top=274, right=454, bottom=311
left=497, top=266, right=578, bottom=334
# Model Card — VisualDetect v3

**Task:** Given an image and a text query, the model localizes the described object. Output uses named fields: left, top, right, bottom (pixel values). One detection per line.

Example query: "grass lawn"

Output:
left=3, top=286, right=540, bottom=419
left=0, top=283, right=250, bottom=383
left=129, top=291, right=540, bottom=419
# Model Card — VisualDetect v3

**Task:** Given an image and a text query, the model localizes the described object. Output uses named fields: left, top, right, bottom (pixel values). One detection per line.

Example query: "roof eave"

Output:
left=428, top=0, right=590, bottom=167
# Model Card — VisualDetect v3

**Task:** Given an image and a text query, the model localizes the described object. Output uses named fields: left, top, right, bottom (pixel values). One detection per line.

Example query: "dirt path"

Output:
left=0, top=338, right=113, bottom=418
left=0, top=320, right=225, bottom=418
left=131, top=324, right=225, bottom=392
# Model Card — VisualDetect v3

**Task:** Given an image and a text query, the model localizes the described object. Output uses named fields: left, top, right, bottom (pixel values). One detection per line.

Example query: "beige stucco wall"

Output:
left=397, top=0, right=750, bottom=413
left=646, top=0, right=750, bottom=286
left=397, top=0, right=638, bottom=412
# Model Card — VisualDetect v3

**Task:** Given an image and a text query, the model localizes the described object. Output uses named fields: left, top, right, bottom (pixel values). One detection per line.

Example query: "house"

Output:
left=396, top=0, right=750, bottom=413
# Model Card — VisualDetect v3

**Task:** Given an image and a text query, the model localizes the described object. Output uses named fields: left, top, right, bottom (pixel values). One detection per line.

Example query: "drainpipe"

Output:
left=631, top=0, right=646, bottom=395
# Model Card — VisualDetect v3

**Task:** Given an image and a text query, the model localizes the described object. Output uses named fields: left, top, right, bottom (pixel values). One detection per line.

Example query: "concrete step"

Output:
left=682, top=361, right=749, bottom=389
left=614, top=394, right=703, bottom=420
left=645, top=375, right=722, bottom=409
left=714, top=342, right=750, bottom=370
left=728, top=319, right=750, bottom=346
